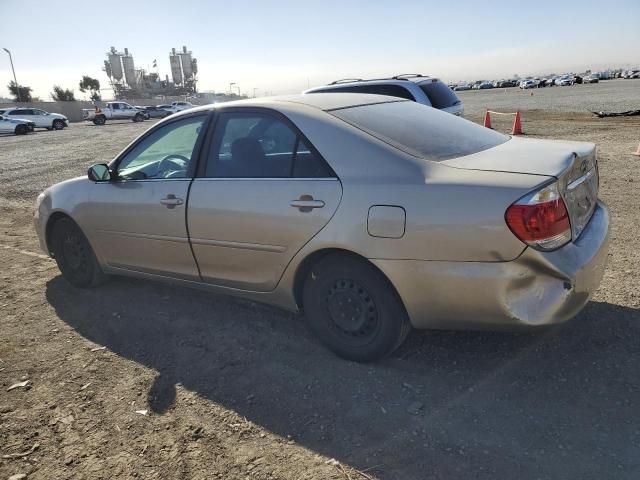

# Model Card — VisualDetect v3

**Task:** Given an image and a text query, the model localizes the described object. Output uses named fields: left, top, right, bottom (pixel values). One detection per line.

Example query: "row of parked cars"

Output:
left=0, top=101, right=199, bottom=135
left=0, top=107, right=69, bottom=135
left=82, top=101, right=195, bottom=125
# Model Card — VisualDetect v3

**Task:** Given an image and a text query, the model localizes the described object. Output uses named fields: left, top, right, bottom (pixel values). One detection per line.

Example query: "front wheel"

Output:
left=52, top=119, right=65, bottom=130
left=303, top=254, right=411, bottom=362
left=50, top=218, right=106, bottom=288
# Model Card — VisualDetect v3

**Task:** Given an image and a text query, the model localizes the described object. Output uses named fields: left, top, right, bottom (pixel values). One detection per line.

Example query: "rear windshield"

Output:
left=418, top=81, right=461, bottom=109
left=331, top=101, right=508, bottom=161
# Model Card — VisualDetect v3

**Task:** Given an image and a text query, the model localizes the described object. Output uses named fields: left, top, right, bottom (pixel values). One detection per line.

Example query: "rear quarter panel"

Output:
left=280, top=104, right=551, bottom=263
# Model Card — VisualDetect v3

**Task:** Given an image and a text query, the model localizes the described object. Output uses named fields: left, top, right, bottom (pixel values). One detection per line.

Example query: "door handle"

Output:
left=160, top=194, right=184, bottom=209
left=290, top=195, right=325, bottom=212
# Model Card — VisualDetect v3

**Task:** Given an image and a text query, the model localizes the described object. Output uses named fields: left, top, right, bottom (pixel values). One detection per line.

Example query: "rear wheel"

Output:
left=93, top=115, right=106, bottom=126
left=52, top=119, right=65, bottom=130
left=14, top=124, right=28, bottom=135
left=303, top=254, right=411, bottom=362
left=50, top=217, right=105, bottom=288
left=133, top=113, right=144, bottom=122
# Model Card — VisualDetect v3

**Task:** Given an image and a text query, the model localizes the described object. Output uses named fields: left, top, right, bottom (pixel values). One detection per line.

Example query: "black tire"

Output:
left=302, top=254, right=411, bottom=362
left=133, top=113, right=144, bottom=122
left=52, top=119, right=65, bottom=130
left=15, top=124, right=28, bottom=135
left=93, top=116, right=106, bottom=126
left=50, top=217, right=106, bottom=288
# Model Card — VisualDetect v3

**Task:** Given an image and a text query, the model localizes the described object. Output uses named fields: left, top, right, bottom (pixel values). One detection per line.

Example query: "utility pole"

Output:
left=229, top=82, right=235, bottom=95
left=253, top=87, right=258, bottom=98
left=2, top=48, right=20, bottom=102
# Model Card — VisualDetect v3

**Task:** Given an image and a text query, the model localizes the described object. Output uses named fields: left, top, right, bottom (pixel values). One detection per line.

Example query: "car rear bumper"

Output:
left=372, top=201, right=610, bottom=330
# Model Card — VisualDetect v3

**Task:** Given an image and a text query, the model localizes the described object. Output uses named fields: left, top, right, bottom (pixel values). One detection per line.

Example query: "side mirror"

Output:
left=88, top=164, right=111, bottom=182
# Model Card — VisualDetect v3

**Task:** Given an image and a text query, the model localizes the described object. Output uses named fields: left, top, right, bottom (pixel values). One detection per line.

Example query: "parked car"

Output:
left=82, top=102, right=146, bottom=125
left=135, top=106, right=172, bottom=118
left=305, top=74, right=464, bottom=116
left=478, top=82, right=494, bottom=89
left=0, top=107, right=68, bottom=130
left=520, top=80, right=536, bottom=89
left=167, top=101, right=196, bottom=113
left=558, top=76, right=574, bottom=86
left=0, top=114, right=35, bottom=134
left=453, top=83, right=472, bottom=91
left=157, top=104, right=173, bottom=111
left=35, top=94, right=609, bottom=362
left=135, top=106, right=151, bottom=120
left=584, top=75, right=600, bottom=84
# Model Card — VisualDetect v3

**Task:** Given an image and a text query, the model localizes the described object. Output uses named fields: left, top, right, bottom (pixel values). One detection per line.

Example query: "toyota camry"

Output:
left=34, top=94, right=609, bottom=361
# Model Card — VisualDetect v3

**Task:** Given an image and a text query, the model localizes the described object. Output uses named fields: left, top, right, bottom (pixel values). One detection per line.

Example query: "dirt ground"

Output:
left=1, top=110, right=639, bottom=480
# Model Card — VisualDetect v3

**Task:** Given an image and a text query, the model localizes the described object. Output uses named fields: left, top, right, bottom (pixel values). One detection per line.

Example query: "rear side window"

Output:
left=331, top=101, right=508, bottom=161
left=418, top=81, right=460, bottom=109
left=205, top=112, right=334, bottom=178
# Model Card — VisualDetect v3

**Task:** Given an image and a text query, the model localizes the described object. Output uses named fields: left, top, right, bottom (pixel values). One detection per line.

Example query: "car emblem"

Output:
left=580, top=159, right=589, bottom=173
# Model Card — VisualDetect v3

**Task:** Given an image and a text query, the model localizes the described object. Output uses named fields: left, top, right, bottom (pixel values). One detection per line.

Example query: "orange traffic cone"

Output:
left=483, top=110, right=492, bottom=129
left=632, top=141, right=640, bottom=156
left=511, top=111, right=523, bottom=135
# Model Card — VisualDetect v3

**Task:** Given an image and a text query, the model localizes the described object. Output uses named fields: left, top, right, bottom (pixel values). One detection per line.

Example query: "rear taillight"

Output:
left=505, top=182, right=571, bottom=251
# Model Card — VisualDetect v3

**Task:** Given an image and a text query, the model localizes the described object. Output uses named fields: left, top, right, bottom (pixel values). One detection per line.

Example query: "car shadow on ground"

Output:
left=46, top=275, right=640, bottom=480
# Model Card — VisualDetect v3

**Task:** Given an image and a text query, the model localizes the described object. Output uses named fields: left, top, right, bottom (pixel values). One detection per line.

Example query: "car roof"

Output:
left=180, top=93, right=406, bottom=116
left=305, top=76, right=444, bottom=92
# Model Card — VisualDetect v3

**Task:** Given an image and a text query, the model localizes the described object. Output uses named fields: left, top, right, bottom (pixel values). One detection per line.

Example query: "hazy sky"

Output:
left=0, top=0, right=638, bottom=100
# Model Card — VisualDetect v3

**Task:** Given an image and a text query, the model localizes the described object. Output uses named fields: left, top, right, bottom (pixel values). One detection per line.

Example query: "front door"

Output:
left=85, top=113, right=208, bottom=280
left=31, top=109, right=49, bottom=128
left=188, top=110, right=342, bottom=291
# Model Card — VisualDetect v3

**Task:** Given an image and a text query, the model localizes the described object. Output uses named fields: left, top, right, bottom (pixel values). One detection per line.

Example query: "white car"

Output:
left=168, top=101, right=195, bottom=113
left=558, top=76, right=574, bottom=86
left=0, top=114, right=35, bottom=134
left=520, top=80, right=536, bottom=89
left=0, top=107, right=68, bottom=130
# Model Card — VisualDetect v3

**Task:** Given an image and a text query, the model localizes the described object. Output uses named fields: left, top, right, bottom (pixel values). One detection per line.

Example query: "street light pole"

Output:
left=229, top=82, right=235, bottom=95
left=2, top=48, right=20, bottom=102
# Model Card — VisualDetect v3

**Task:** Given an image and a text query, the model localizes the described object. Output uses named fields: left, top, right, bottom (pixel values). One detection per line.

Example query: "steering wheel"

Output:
left=157, top=154, right=190, bottom=178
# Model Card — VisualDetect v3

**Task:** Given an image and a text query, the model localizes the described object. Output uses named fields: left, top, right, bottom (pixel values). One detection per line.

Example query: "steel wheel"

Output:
left=303, top=254, right=411, bottom=362
left=326, top=279, right=381, bottom=344
left=51, top=218, right=105, bottom=288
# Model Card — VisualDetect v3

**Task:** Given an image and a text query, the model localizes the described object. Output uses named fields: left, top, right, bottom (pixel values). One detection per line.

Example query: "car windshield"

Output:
left=418, top=81, right=461, bottom=109
left=331, top=100, right=509, bottom=161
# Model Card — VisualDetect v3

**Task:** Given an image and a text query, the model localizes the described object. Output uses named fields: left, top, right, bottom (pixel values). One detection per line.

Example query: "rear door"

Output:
left=8, top=109, right=33, bottom=122
left=188, top=109, right=342, bottom=291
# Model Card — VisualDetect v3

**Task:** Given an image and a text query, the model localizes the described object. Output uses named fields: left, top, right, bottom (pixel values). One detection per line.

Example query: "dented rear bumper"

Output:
left=372, top=201, right=610, bottom=330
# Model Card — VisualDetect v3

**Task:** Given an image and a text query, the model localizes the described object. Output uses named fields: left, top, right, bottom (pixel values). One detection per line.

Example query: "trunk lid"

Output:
left=444, top=137, right=599, bottom=242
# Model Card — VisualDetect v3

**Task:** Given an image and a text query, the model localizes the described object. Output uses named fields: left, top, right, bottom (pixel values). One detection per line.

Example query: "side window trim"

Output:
left=195, top=106, right=336, bottom=179
left=109, top=111, right=213, bottom=181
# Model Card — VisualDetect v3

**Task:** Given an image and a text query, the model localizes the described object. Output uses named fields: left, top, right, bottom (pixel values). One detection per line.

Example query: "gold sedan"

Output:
left=35, top=94, right=609, bottom=361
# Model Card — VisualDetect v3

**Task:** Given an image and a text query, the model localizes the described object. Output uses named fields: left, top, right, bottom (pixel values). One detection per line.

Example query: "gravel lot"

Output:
left=1, top=89, right=639, bottom=480
left=458, top=78, right=640, bottom=115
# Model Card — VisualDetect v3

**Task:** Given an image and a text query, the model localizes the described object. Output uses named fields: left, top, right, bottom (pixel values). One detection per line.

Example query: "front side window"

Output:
left=205, top=112, right=334, bottom=179
left=116, top=115, right=206, bottom=180
left=10, top=110, right=32, bottom=116
left=331, top=101, right=508, bottom=161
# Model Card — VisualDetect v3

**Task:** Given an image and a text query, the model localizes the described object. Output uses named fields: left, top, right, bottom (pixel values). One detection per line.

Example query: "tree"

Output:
left=7, top=81, right=33, bottom=102
left=51, top=85, right=76, bottom=101
left=79, top=75, right=101, bottom=101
